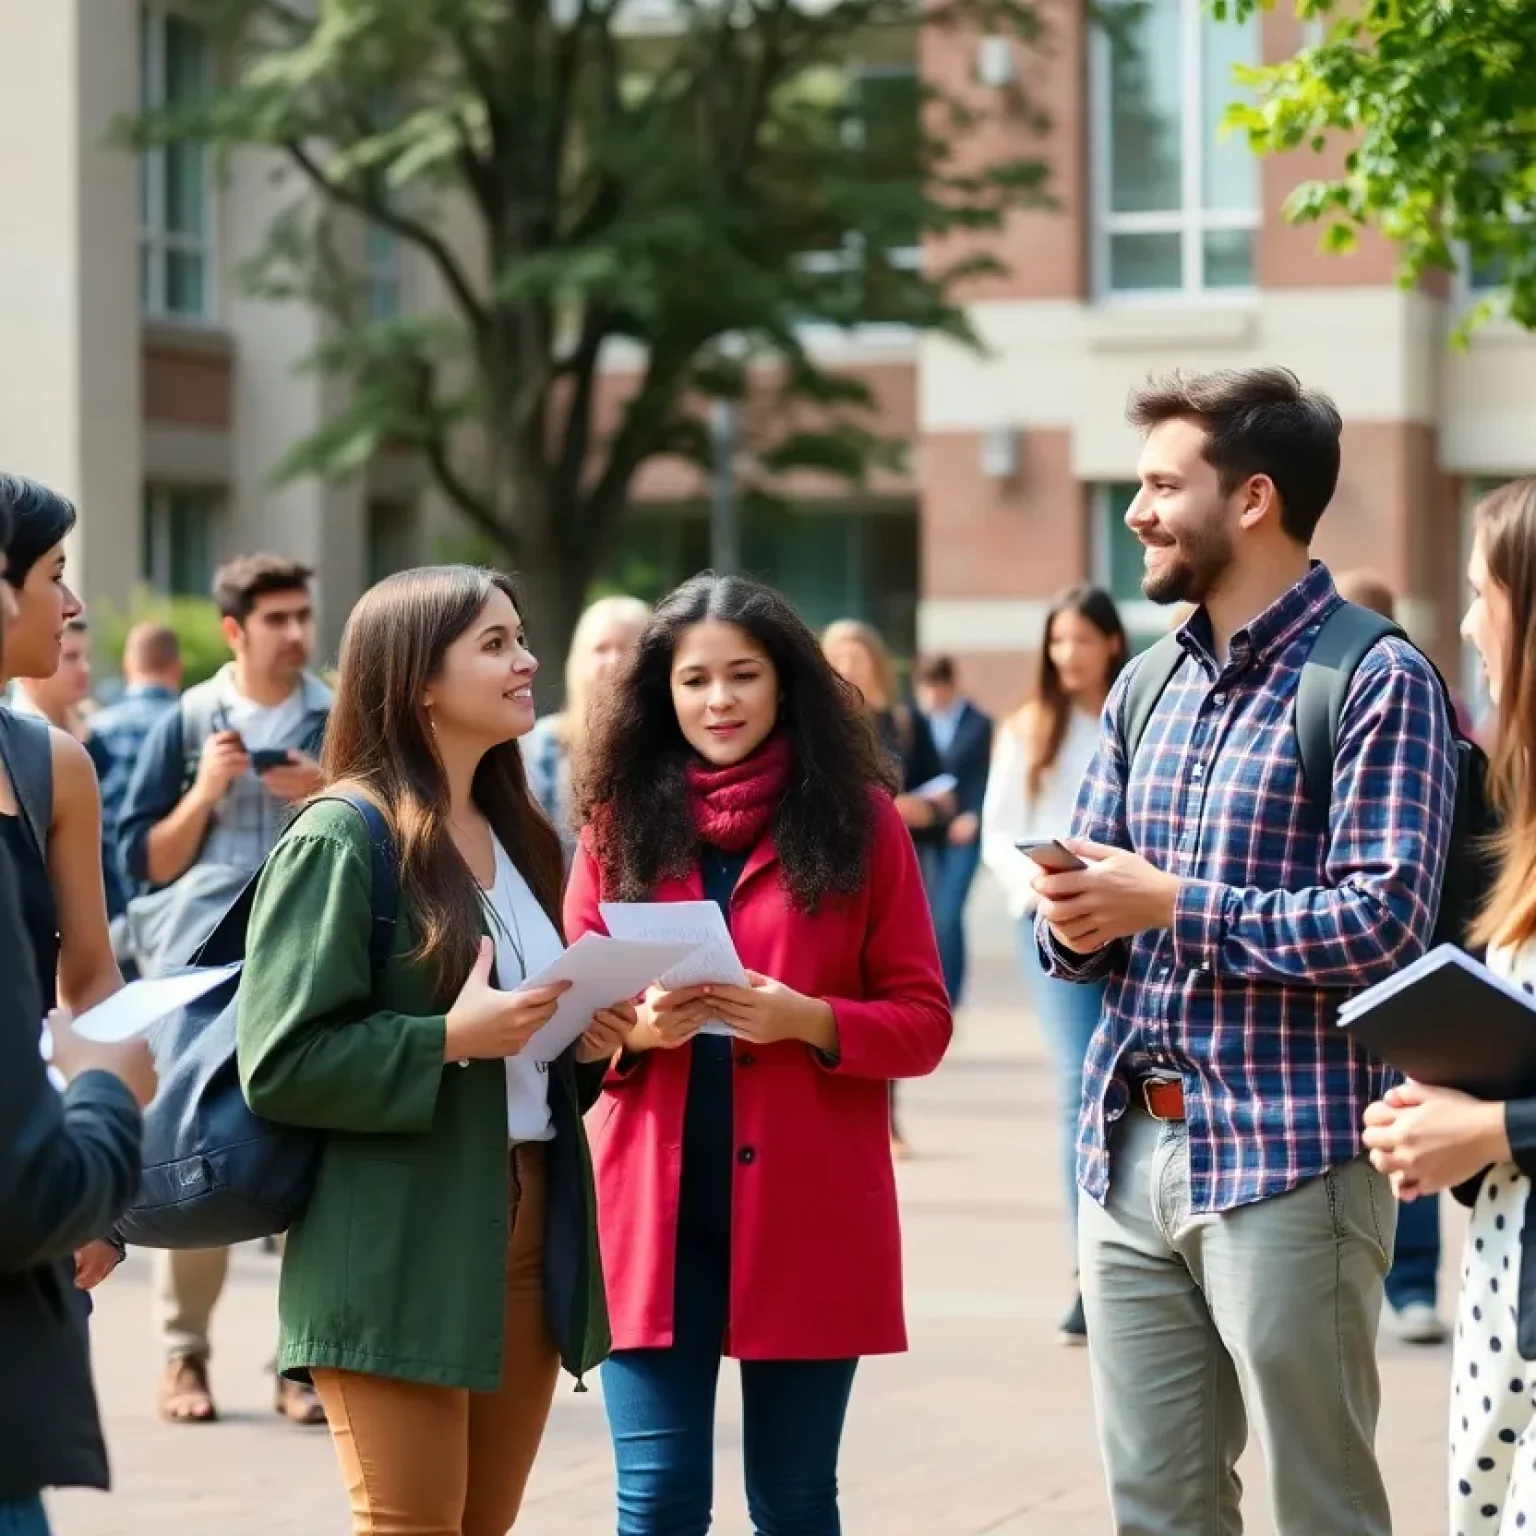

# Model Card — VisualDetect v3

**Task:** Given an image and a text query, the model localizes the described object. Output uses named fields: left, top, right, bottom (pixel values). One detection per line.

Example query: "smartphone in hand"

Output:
left=250, top=748, right=293, bottom=773
left=1016, top=838, right=1088, bottom=873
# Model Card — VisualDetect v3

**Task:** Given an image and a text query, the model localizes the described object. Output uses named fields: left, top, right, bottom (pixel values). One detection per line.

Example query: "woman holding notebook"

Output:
left=1364, top=477, right=1536, bottom=1530
left=569, top=573, right=952, bottom=1535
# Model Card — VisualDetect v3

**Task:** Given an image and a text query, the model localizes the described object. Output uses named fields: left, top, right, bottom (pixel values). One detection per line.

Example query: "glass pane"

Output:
left=859, top=66, right=922, bottom=250
left=1202, top=228, right=1253, bottom=288
left=139, top=242, right=154, bottom=313
left=1107, top=0, right=1183, bottom=214
left=141, top=489, right=158, bottom=586
left=1108, top=231, right=1183, bottom=291
left=165, top=249, right=206, bottom=316
left=164, top=143, right=204, bottom=237
left=167, top=491, right=215, bottom=597
left=1469, top=249, right=1509, bottom=292
left=1201, top=10, right=1258, bottom=212
left=1100, top=483, right=1146, bottom=607
left=163, top=16, right=208, bottom=106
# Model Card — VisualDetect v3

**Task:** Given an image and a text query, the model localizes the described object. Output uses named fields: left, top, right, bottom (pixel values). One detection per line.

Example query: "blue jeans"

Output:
left=1018, top=918, right=1105, bottom=1247
left=920, top=839, right=982, bottom=1005
left=1384, top=1189, right=1440, bottom=1310
left=605, top=1039, right=858, bottom=1535
left=0, top=1496, right=50, bottom=1536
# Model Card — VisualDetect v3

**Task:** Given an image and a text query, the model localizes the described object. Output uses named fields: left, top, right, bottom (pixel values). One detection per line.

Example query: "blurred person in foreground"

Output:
left=523, top=594, right=650, bottom=861
left=981, top=586, right=1126, bottom=1345
left=911, top=655, right=993, bottom=1007
left=13, top=618, right=92, bottom=741
left=1362, top=479, right=1536, bottom=1530
left=0, top=479, right=157, bottom=1536
left=1336, top=568, right=1450, bottom=1347
left=84, top=624, right=182, bottom=926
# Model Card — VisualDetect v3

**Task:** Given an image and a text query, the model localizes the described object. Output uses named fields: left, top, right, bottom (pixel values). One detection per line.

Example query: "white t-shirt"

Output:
left=980, top=706, right=1102, bottom=919
left=483, top=832, right=565, bottom=1143
left=225, top=684, right=307, bottom=755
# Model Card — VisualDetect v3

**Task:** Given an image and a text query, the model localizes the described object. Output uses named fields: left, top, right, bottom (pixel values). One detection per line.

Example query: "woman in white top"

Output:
left=981, top=584, right=1125, bottom=1345
left=1363, top=477, right=1536, bottom=1533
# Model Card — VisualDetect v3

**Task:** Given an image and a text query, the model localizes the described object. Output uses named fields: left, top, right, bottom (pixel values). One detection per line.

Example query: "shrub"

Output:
left=95, top=588, right=230, bottom=691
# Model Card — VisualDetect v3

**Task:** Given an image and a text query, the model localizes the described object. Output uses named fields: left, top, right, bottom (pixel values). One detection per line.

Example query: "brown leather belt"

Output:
left=1133, top=1076, right=1186, bottom=1121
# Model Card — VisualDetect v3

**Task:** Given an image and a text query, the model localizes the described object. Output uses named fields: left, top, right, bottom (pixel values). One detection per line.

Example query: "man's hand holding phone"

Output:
left=1029, top=837, right=1181, bottom=953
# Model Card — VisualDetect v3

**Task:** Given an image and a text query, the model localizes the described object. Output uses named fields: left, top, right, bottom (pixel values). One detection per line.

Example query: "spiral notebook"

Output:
left=1337, top=943, right=1536, bottom=1097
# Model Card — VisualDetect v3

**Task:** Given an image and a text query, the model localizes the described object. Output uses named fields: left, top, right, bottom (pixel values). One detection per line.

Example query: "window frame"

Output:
left=1091, top=482, right=1170, bottom=644
left=142, top=484, right=221, bottom=597
left=1089, top=0, right=1260, bottom=301
left=139, top=3, right=217, bottom=323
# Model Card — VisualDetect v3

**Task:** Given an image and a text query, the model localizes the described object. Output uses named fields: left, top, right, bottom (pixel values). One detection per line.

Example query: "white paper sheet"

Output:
left=910, top=772, right=958, bottom=801
left=74, top=964, right=243, bottom=1043
left=517, top=933, right=699, bottom=1063
left=599, top=901, right=749, bottom=1037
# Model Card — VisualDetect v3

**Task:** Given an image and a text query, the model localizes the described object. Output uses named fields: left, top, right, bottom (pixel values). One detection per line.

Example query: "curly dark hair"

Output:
left=576, top=572, right=899, bottom=910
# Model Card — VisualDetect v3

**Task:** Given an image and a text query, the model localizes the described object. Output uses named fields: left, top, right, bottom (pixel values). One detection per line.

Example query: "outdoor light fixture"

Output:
left=976, top=36, right=1014, bottom=88
left=980, top=424, right=1019, bottom=481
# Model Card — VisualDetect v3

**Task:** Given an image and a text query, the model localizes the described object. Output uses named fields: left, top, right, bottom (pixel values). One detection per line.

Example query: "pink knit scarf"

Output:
left=685, top=734, right=792, bottom=852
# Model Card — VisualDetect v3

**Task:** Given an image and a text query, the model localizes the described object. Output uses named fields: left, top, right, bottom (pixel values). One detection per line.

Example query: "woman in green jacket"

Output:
left=236, top=566, right=631, bottom=1536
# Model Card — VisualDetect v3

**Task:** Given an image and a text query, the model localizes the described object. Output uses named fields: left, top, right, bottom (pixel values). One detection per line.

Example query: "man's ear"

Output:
left=1236, top=473, right=1280, bottom=533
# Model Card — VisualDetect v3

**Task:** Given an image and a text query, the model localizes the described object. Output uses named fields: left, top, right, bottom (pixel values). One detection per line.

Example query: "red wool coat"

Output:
left=565, top=791, right=952, bottom=1360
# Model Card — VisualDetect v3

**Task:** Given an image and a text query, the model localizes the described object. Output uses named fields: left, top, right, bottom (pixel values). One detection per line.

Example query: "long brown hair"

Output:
left=1020, top=586, right=1127, bottom=801
left=322, top=566, right=564, bottom=1000
left=1471, top=480, right=1536, bottom=950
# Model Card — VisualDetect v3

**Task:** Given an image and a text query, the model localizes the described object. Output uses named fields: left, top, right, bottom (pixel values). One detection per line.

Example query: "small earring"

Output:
left=425, top=705, right=436, bottom=734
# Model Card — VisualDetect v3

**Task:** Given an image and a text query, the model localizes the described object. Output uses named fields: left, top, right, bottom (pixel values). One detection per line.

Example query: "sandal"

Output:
left=159, top=1355, right=218, bottom=1423
left=275, top=1376, right=327, bottom=1426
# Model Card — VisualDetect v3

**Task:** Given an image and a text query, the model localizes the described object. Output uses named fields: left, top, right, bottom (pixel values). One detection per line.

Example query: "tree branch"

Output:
left=283, top=138, right=489, bottom=334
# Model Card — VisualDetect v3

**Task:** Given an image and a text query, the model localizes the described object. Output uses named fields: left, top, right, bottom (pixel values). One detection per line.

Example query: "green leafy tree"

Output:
left=1221, top=0, right=1536, bottom=332
left=125, top=0, right=1050, bottom=672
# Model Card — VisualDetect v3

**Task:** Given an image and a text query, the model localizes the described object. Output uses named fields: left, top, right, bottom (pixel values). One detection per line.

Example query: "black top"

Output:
left=679, top=844, right=749, bottom=1247
left=0, top=813, right=58, bottom=1013
left=0, top=837, right=142, bottom=1499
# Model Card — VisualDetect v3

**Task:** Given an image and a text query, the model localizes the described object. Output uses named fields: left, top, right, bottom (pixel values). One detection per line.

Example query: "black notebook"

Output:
left=1338, top=943, right=1536, bottom=1098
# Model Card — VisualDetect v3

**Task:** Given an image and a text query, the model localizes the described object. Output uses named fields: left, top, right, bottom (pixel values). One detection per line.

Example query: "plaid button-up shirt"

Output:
left=1039, top=563, right=1458, bottom=1213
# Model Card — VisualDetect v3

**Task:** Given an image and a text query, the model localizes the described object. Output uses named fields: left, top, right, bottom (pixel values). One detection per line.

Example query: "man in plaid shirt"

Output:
left=1034, top=368, right=1457, bottom=1536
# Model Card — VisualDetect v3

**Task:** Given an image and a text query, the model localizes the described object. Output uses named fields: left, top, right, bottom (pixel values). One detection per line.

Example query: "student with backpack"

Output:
left=235, top=566, right=629, bottom=1536
left=116, top=553, right=330, bottom=1425
left=0, top=476, right=156, bottom=1536
left=1032, top=368, right=1459, bottom=1536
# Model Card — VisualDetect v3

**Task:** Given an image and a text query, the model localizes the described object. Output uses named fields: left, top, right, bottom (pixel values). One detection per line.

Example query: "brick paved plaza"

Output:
left=50, top=883, right=1462, bottom=1535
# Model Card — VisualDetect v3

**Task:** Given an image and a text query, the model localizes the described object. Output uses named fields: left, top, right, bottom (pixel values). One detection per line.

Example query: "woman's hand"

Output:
left=1362, top=1081, right=1512, bottom=1199
left=443, top=938, right=571, bottom=1061
left=706, top=971, right=838, bottom=1054
left=893, top=793, right=937, bottom=830
left=625, top=984, right=714, bottom=1054
left=575, top=1003, right=639, bottom=1064
left=74, top=1238, right=124, bottom=1290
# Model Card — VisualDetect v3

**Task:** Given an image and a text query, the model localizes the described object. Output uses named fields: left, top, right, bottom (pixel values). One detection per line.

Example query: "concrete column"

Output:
left=0, top=0, right=141, bottom=619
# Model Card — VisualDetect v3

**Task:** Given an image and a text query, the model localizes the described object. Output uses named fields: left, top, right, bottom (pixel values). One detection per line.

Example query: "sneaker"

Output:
left=1392, top=1300, right=1448, bottom=1345
left=1059, top=1293, right=1088, bottom=1347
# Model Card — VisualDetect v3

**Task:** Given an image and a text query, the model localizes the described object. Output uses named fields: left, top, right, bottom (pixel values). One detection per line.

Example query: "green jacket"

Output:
left=234, top=799, right=610, bottom=1391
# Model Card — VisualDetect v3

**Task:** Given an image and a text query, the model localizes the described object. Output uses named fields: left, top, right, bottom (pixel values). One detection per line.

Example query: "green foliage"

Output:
left=118, top=0, right=1052, bottom=664
left=95, top=590, right=231, bottom=689
left=1219, top=0, right=1536, bottom=336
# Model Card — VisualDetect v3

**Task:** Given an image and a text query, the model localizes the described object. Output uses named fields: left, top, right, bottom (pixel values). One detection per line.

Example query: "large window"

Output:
left=366, top=224, right=403, bottom=320
left=1093, top=0, right=1259, bottom=296
left=1092, top=482, right=1168, bottom=649
left=140, top=6, right=214, bottom=320
left=796, top=63, right=923, bottom=324
left=142, top=486, right=220, bottom=597
left=602, top=503, right=919, bottom=655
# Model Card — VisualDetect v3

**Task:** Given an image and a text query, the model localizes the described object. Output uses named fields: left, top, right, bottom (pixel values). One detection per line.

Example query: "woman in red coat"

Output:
left=568, top=573, right=952, bottom=1535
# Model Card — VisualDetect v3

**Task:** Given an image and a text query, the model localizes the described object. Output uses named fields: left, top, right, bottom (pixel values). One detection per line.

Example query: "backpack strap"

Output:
left=322, top=792, right=400, bottom=979
left=0, top=709, right=54, bottom=861
left=1294, top=602, right=1401, bottom=829
left=1122, top=632, right=1187, bottom=767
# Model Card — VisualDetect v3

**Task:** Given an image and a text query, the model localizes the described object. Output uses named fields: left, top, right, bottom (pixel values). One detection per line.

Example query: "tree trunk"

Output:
left=515, top=532, right=594, bottom=712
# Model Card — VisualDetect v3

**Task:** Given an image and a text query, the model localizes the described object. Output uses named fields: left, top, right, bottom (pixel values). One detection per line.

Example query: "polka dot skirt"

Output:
left=1451, top=1162, right=1534, bottom=1533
